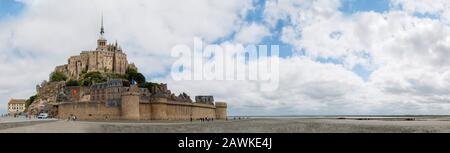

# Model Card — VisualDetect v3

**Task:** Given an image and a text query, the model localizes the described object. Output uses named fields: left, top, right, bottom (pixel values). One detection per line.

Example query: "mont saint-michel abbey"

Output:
left=55, top=19, right=130, bottom=80
left=26, top=18, right=227, bottom=120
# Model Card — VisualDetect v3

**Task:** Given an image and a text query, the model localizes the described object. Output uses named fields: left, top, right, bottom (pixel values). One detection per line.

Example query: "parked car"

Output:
left=37, top=113, right=49, bottom=119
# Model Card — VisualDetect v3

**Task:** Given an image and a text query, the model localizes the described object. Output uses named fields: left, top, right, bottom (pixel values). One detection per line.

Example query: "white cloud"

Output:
left=391, top=0, right=450, bottom=23
left=161, top=56, right=371, bottom=115
left=263, top=0, right=341, bottom=28
left=234, top=23, right=270, bottom=44
left=391, top=0, right=450, bottom=15
left=257, top=0, right=450, bottom=115
left=163, top=54, right=450, bottom=115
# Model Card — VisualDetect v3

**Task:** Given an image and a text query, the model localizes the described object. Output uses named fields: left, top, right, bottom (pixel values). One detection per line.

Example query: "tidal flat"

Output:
left=2, top=117, right=450, bottom=133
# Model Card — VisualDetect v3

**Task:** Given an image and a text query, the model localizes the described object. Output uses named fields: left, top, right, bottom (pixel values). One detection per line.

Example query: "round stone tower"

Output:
left=151, top=97, right=168, bottom=120
left=121, top=85, right=140, bottom=120
left=215, top=102, right=227, bottom=120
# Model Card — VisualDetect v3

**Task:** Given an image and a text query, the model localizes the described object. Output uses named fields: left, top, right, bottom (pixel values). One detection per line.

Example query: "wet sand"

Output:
left=2, top=117, right=450, bottom=133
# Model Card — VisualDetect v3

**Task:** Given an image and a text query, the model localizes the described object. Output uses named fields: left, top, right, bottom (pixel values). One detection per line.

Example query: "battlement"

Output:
left=215, top=102, right=227, bottom=107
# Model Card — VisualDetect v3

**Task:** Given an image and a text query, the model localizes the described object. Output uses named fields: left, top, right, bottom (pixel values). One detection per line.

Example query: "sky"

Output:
left=1, top=0, right=450, bottom=115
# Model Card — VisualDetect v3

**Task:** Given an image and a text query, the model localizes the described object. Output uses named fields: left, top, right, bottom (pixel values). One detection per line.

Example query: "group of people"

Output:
left=187, top=116, right=250, bottom=122
left=189, top=117, right=215, bottom=122
left=199, top=117, right=214, bottom=122
left=1, top=113, right=16, bottom=118
left=231, top=116, right=250, bottom=120
left=0, top=114, right=32, bottom=118
left=67, top=114, right=78, bottom=121
left=0, top=113, right=36, bottom=119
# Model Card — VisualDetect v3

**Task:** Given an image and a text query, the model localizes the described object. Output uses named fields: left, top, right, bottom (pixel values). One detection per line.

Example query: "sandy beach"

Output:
left=2, top=117, right=450, bottom=133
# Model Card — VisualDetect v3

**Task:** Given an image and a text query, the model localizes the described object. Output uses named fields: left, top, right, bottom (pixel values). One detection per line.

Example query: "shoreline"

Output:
left=2, top=117, right=450, bottom=133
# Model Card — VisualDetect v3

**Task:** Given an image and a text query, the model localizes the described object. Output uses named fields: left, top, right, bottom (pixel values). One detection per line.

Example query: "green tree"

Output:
left=126, top=68, right=146, bottom=85
left=141, top=82, right=160, bottom=90
left=66, top=80, right=80, bottom=86
left=106, top=73, right=127, bottom=80
left=79, top=72, right=107, bottom=86
left=50, top=71, right=67, bottom=82
left=25, top=95, right=38, bottom=109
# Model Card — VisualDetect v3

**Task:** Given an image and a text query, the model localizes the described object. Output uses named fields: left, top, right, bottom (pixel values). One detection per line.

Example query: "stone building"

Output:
left=55, top=17, right=133, bottom=80
left=91, top=79, right=130, bottom=107
left=196, top=96, right=214, bottom=105
left=8, top=99, right=26, bottom=115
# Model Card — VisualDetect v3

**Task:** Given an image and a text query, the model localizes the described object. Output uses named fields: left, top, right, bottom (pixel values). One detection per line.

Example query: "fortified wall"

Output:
left=57, top=85, right=227, bottom=120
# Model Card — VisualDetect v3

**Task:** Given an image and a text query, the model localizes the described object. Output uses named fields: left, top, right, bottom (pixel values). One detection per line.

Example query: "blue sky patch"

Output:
left=316, top=57, right=344, bottom=65
left=352, top=64, right=373, bottom=81
left=413, top=12, right=441, bottom=20
left=260, top=19, right=293, bottom=58
left=0, top=0, right=24, bottom=20
left=214, top=0, right=293, bottom=59
left=245, top=0, right=266, bottom=23
left=339, top=0, right=390, bottom=15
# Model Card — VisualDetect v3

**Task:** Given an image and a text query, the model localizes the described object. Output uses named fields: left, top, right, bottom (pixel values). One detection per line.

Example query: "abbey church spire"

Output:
left=97, top=15, right=107, bottom=51
left=100, top=14, right=105, bottom=36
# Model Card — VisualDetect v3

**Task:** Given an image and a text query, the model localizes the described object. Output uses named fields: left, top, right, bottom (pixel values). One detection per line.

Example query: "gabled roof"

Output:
left=8, top=99, right=26, bottom=104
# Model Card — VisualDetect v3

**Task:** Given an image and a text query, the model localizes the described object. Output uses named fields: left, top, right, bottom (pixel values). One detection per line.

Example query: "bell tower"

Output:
left=97, top=15, right=107, bottom=51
